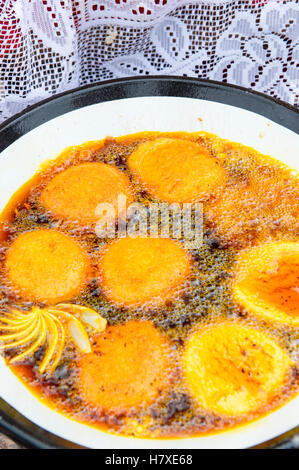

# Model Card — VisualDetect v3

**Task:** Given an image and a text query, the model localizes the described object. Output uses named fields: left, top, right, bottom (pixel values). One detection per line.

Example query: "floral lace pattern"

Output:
left=0, top=0, right=298, bottom=122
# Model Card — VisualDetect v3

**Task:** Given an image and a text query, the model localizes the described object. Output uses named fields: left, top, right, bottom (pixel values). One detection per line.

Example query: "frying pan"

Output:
left=0, top=77, right=298, bottom=448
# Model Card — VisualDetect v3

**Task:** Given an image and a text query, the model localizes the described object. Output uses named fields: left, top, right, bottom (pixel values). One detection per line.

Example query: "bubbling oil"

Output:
left=0, top=132, right=298, bottom=439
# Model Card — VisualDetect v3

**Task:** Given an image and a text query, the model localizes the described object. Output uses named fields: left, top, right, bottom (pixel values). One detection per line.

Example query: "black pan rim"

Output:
left=0, top=77, right=298, bottom=154
left=0, top=76, right=298, bottom=129
left=0, top=76, right=298, bottom=449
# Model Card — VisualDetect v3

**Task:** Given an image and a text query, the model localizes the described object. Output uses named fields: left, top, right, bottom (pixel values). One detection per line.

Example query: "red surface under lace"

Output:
left=0, top=0, right=269, bottom=52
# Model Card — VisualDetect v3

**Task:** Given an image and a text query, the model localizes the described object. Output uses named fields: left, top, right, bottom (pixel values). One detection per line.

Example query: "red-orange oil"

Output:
left=0, top=132, right=298, bottom=439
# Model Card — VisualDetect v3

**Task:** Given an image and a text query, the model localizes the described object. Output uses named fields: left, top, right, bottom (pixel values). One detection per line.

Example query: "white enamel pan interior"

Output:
left=0, top=96, right=298, bottom=449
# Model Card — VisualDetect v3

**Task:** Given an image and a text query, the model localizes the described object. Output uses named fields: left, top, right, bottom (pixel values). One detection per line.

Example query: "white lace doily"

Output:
left=0, top=0, right=298, bottom=122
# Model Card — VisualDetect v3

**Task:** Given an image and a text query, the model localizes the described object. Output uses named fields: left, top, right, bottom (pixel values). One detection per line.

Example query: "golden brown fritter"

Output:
left=41, top=162, right=134, bottom=225
left=128, top=138, right=225, bottom=203
left=78, top=320, right=170, bottom=411
left=97, top=237, right=190, bottom=307
left=183, top=321, right=292, bottom=417
left=233, top=241, right=299, bottom=327
left=5, top=229, right=90, bottom=304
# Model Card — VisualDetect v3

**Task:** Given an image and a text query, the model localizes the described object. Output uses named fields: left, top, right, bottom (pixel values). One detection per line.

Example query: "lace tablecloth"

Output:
left=0, top=0, right=298, bottom=449
left=0, top=434, right=24, bottom=449
left=0, top=0, right=298, bottom=122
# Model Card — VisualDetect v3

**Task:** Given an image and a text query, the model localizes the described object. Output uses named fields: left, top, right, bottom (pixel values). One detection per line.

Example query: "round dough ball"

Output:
left=128, top=138, right=225, bottom=203
left=182, top=321, right=292, bottom=417
left=41, top=162, right=134, bottom=225
left=98, top=237, right=190, bottom=307
left=233, top=241, right=299, bottom=327
left=78, top=320, right=170, bottom=411
left=5, top=229, right=90, bottom=304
